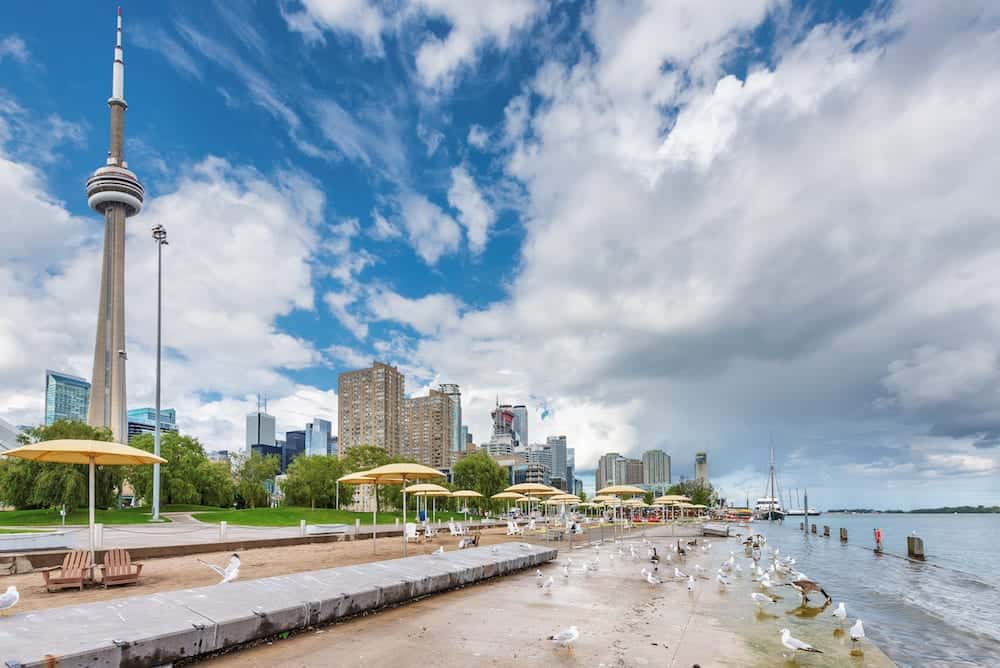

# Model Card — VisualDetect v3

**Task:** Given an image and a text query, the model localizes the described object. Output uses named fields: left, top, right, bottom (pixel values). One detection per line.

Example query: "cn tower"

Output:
left=86, top=8, right=144, bottom=443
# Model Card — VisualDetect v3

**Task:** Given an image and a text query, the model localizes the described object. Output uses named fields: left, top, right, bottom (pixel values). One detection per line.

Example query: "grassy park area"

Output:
left=191, top=506, right=470, bottom=527
left=0, top=507, right=172, bottom=526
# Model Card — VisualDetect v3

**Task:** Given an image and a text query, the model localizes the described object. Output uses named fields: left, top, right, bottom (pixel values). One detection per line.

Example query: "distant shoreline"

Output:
left=824, top=506, right=999, bottom=514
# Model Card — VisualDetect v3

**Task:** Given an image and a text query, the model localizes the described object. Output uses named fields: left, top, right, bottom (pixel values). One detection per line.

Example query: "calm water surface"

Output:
left=753, top=513, right=999, bottom=667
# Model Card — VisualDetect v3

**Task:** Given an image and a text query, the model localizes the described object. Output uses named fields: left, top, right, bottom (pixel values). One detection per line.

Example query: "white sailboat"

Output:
left=753, top=448, right=785, bottom=521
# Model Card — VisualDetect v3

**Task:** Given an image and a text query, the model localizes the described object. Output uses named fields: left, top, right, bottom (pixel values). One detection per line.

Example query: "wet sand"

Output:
left=201, top=528, right=895, bottom=667
left=5, top=528, right=526, bottom=614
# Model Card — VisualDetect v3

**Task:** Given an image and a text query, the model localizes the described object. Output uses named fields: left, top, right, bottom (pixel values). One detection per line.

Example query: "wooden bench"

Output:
left=101, top=548, right=143, bottom=588
left=39, top=550, right=93, bottom=592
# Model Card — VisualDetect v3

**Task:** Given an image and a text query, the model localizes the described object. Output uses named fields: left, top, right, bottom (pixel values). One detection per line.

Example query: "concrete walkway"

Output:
left=0, top=542, right=556, bottom=667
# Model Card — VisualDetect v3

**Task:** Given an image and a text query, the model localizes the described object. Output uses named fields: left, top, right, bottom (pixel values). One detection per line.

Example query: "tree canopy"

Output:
left=0, top=420, right=121, bottom=511
left=128, top=432, right=234, bottom=508
left=281, top=455, right=344, bottom=509
left=233, top=452, right=280, bottom=509
left=665, top=480, right=717, bottom=507
left=452, top=451, right=508, bottom=511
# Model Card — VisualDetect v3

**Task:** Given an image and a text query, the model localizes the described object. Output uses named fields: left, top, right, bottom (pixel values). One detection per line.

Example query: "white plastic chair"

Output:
left=405, top=522, right=420, bottom=543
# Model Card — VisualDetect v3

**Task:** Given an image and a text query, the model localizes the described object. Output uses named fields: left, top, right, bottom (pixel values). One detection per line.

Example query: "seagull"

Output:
left=541, top=576, right=554, bottom=594
left=694, top=564, right=709, bottom=580
left=780, top=628, right=823, bottom=655
left=549, top=625, right=579, bottom=648
left=641, top=568, right=662, bottom=585
left=687, top=575, right=696, bottom=592
left=759, top=574, right=774, bottom=590
left=198, top=553, right=240, bottom=584
left=432, top=546, right=445, bottom=556
left=0, top=586, right=18, bottom=616
left=751, top=592, right=775, bottom=608
left=562, top=563, right=571, bottom=578
left=536, top=570, right=546, bottom=585
left=717, top=571, right=731, bottom=589
left=674, top=567, right=689, bottom=580
left=833, top=602, right=847, bottom=624
left=650, top=547, right=660, bottom=570
left=734, top=563, right=743, bottom=576
left=520, top=543, right=532, bottom=550
left=850, top=619, right=865, bottom=644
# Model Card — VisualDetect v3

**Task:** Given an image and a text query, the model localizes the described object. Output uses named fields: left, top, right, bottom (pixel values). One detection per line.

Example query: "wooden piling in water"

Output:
left=799, top=522, right=804, bottom=530
left=840, top=527, right=848, bottom=542
left=907, top=535, right=925, bottom=560
left=810, top=523, right=817, bottom=534
left=823, top=525, right=830, bottom=537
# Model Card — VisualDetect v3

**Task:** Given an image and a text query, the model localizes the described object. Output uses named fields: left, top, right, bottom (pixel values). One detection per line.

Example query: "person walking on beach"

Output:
left=874, top=528, right=883, bottom=553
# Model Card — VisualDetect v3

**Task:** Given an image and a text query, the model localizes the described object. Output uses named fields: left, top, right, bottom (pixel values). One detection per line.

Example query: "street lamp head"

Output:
left=152, top=224, right=168, bottom=244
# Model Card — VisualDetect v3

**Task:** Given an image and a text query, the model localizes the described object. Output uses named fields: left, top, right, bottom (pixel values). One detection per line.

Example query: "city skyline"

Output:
left=2, top=2, right=1000, bottom=507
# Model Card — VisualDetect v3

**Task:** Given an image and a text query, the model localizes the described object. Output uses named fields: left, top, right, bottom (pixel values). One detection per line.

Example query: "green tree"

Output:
left=340, top=445, right=396, bottom=511
left=282, top=455, right=344, bottom=509
left=0, top=420, right=121, bottom=511
left=643, top=490, right=654, bottom=505
left=234, top=452, right=280, bottom=509
left=665, top=480, right=716, bottom=507
left=452, top=451, right=508, bottom=513
left=128, top=432, right=234, bottom=508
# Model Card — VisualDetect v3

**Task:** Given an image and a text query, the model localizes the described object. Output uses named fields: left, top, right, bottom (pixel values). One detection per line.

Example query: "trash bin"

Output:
left=419, top=510, right=426, bottom=522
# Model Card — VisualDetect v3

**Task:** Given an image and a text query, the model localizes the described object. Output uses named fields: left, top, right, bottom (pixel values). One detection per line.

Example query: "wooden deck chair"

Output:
left=101, top=548, right=143, bottom=588
left=39, top=550, right=93, bottom=592
left=405, top=522, right=421, bottom=543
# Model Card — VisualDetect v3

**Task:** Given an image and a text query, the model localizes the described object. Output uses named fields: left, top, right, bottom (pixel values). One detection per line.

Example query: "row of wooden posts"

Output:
left=797, top=521, right=925, bottom=560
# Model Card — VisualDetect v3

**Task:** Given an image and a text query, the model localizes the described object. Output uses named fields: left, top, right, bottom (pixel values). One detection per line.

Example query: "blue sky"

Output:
left=3, top=1, right=1000, bottom=508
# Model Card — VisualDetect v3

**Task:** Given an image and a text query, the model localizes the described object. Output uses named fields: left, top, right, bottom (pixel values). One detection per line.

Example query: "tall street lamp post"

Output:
left=151, top=224, right=168, bottom=521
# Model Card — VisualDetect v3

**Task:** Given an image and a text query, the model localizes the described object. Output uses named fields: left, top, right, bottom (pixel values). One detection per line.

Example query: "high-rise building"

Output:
left=573, top=479, right=583, bottom=497
left=338, top=361, right=404, bottom=456
left=246, top=410, right=276, bottom=453
left=437, top=384, right=462, bottom=455
left=45, top=370, right=91, bottom=425
left=510, top=405, right=528, bottom=450
left=525, top=444, right=552, bottom=484
left=402, top=389, right=454, bottom=469
left=284, top=430, right=305, bottom=470
left=620, top=458, right=644, bottom=485
left=486, top=402, right=518, bottom=457
left=566, top=446, right=575, bottom=494
left=85, top=9, right=145, bottom=443
left=126, top=407, right=177, bottom=443
left=642, top=449, right=671, bottom=491
left=328, top=435, right=338, bottom=457
left=304, top=419, right=332, bottom=457
left=546, top=436, right=568, bottom=490
left=461, top=425, right=469, bottom=449
left=0, top=417, right=18, bottom=452
left=695, top=452, right=709, bottom=485
left=596, top=452, right=621, bottom=490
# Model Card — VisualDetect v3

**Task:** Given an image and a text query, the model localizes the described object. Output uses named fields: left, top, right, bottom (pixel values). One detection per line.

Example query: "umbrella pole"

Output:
left=373, top=483, right=377, bottom=555
left=402, top=485, right=407, bottom=557
left=89, top=455, right=96, bottom=569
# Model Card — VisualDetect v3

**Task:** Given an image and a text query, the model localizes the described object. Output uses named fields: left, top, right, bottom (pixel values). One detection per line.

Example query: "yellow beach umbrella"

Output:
left=363, top=463, right=445, bottom=555
left=491, top=491, right=526, bottom=500
left=407, top=484, right=451, bottom=523
left=505, top=482, right=554, bottom=495
left=596, top=484, right=646, bottom=496
left=338, top=471, right=389, bottom=553
left=2, top=439, right=166, bottom=564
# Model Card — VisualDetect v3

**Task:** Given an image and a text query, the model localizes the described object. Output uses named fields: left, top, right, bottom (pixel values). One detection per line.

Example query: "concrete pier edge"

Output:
left=0, top=543, right=556, bottom=668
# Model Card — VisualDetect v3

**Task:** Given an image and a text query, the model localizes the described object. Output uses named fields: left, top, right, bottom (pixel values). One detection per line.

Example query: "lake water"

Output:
left=753, top=513, right=999, bottom=667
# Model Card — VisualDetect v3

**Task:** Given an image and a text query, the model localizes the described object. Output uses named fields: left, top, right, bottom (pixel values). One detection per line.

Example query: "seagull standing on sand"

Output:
left=687, top=574, right=696, bottom=592
left=674, top=567, right=689, bottom=580
left=751, top=592, right=775, bottom=608
left=198, top=553, right=240, bottom=584
left=536, top=569, right=545, bottom=585
left=717, top=571, right=731, bottom=589
left=541, top=576, right=554, bottom=594
left=549, top=626, right=579, bottom=648
left=780, top=628, right=823, bottom=655
left=0, top=586, right=18, bottom=616
left=641, top=568, right=662, bottom=585
left=850, top=620, right=865, bottom=645
left=432, top=546, right=445, bottom=556
left=833, top=602, right=847, bottom=624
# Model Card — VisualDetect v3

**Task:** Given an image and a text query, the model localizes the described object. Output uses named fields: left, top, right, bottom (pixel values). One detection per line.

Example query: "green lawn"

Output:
left=161, top=504, right=230, bottom=513
left=0, top=507, right=171, bottom=526
left=191, top=506, right=471, bottom=527
left=0, top=528, right=43, bottom=534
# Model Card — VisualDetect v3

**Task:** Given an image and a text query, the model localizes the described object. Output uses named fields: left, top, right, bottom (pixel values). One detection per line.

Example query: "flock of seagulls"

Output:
left=543, top=532, right=869, bottom=660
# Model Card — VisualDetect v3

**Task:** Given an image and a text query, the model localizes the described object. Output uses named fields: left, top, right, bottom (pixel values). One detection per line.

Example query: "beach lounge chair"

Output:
left=423, top=523, right=438, bottom=539
left=405, top=522, right=421, bottom=543
left=458, top=533, right=481, bottom=549
left=506, top=521, right=524, bottom=536
left=39, top=550, right=93, bottom=592
left=449, top=521, right=467, bottom=536
left=100, top=548, right=143, bottom=588
left=527, top=518, right=537, bottom=532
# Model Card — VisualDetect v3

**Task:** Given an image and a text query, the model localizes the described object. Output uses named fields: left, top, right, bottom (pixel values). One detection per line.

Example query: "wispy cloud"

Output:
left=0, top=35, right=28, bottom=63
left=131, top=24, right=202, bottom=80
